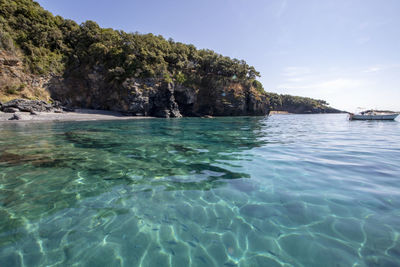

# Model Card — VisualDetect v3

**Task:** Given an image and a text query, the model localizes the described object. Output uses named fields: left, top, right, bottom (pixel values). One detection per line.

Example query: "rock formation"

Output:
left=0, top=99, right=65, bottom=113
left=47, top=72, right=269, bottom=118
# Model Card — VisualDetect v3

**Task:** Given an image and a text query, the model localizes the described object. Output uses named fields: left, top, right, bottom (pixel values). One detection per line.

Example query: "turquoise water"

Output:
left=0, top=114, right=399, bottom=266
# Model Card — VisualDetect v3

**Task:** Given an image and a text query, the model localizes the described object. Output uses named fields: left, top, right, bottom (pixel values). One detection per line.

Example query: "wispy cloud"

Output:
left=358, top=19, right=390, bottom=31
left=271, top=64, right=400, bottom=111
left=357, top=36, right=371, bottom=45
left=277, top=76, right=366, bottom=111
left=282, top=66, right=311, bottom=77
left=358, top=22, right=369, bottom=30
left=314, top=78, right=363, bottom=91
left=278, top=78, right=363, bottom=92
left=277, top=66, right=366, bottom=96
left=362, top=64, right=400, bottom=73
left=363, top=66, right=381, bottom=73
left=276, top=0, right=287, bottom=18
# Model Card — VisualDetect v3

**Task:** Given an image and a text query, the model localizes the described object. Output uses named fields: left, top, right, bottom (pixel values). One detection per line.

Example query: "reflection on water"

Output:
left=1, top=115, right=400, bottom=266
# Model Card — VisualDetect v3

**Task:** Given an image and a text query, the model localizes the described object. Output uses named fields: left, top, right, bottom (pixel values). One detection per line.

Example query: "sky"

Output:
left=36, top=0, right=400, bottom=112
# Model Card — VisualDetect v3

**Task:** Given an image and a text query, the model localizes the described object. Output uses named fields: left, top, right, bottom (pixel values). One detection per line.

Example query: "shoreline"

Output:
left=0, top=109, right=153, bottom=123
left=0, top=109, right=350, bottom=123
left=269, top=111, right=291, bottom=115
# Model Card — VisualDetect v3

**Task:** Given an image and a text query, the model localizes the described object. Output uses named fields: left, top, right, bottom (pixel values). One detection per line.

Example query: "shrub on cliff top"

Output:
left=0, top=0, right=264, bottom=90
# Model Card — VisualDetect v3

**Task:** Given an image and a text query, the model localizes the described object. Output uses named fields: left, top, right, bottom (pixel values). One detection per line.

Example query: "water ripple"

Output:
left=1, top=115, right=400, bottom=266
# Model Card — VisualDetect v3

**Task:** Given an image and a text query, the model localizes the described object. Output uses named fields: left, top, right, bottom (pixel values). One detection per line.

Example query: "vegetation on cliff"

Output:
left=265, top=92, right=342, bottom=114
left=0, top=0, right=260, bottom=84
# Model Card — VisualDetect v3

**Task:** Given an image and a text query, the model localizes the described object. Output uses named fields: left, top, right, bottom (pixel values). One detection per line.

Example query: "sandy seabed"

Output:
left=0, top=109, right=152, bottom=123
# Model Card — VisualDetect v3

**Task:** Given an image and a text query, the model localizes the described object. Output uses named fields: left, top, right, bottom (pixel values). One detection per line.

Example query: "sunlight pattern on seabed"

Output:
left=0, top=114, right=400, bottom=266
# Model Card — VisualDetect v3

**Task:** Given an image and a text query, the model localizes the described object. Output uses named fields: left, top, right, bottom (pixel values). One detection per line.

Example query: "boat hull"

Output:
left=350, top=114, right=399, bottom=120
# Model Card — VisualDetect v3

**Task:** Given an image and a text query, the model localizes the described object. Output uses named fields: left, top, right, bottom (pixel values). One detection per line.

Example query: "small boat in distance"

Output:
left=349, top=110, right=399, bottom=120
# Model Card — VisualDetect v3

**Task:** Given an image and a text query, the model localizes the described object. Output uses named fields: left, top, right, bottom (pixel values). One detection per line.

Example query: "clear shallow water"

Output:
left=0, top=114, right=399, bottom=267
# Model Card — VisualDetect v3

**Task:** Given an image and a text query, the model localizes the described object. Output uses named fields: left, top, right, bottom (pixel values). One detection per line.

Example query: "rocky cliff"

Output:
left=265, top=92, right=342, bottom=114
left=0, top=50, right=51, bottom=102
left=0, top=0, right=270, bottom=117
left=0, top=51, right=268, bottom=117
left=0, top=0, right=340, bottom=117
left=48, top=73, right=268, bottom=118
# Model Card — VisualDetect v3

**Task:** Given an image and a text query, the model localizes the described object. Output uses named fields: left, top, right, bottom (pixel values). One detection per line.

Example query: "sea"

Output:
left=0, top=114, right=399, bottom=266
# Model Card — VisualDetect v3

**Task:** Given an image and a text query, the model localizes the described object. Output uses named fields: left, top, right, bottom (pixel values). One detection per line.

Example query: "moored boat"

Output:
left=349, top=110, right=399, bottom=120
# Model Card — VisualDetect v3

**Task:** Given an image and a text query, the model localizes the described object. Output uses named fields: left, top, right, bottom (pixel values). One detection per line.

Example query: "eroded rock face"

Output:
left=3, top=107, right=19, bottom=113
left=174, top=85, right=197, bottom=116
left=0, top=99, right=64, bottom=113
left=189, top=79, right=269, bottom=116
left=0, top=54, right=21, bottom=67
left=0, top=51, right=53, bottom=101
left=150, top=82, right=182, bottom=118
left=1, top=51, right=269, bottom=118
left=48, top=72, right=185, bottom=118
left=47, top=72, right=269, bottom=118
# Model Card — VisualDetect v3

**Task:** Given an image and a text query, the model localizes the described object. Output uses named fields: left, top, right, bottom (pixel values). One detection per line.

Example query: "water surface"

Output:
left=0, top=114, right=399, bottom=266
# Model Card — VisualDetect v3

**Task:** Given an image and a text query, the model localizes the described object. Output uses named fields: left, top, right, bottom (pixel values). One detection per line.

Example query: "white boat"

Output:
left=349, top=110, right=399, bottom=120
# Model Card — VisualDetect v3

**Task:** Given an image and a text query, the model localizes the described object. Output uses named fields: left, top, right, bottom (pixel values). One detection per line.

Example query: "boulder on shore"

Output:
left=3, top=107, right=19, bottom=113
left=0, top=99, right=64, bottom=113
left=8, top=113, right=21, bottom=120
